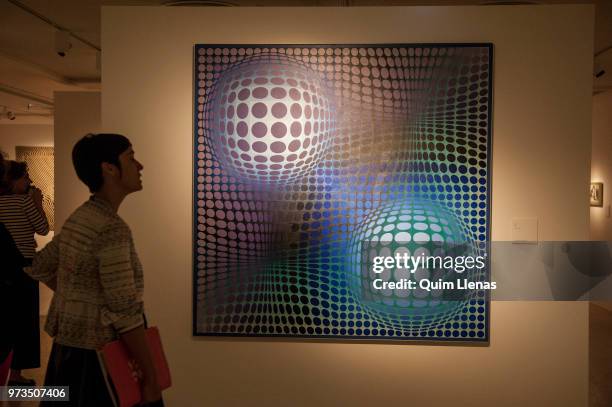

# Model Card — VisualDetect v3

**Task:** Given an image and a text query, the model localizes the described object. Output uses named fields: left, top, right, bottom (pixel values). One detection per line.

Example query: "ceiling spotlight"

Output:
left=1, top=107, right=16, bottom=121
left=55, top=29, right=72, bottom=57
left=594, top=46, right=612, bottom=79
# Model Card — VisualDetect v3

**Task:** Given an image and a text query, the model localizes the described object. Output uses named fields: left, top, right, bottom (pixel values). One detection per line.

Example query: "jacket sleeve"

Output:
left=96, top=220, right=144, bottom=333
left=22, top=195, right=49, bottom=236
left=29, top=233, right=59, bottom=287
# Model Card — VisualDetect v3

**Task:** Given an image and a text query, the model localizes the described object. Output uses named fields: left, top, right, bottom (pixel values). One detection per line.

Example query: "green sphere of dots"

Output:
left=347, top=199, right=475, bottom=329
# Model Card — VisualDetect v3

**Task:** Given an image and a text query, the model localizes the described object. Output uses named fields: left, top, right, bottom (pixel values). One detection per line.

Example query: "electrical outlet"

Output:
left=511, top=218, right=538, bottom=243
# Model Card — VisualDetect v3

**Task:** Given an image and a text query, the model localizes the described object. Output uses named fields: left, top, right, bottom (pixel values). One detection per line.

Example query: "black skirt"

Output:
left=0, top=222, right=32, bottom=366
left=7, top=258, right=40, bottom=370
left=41, top=342, right=114, bottom=407
left=0, top=281, right=13, bottom=362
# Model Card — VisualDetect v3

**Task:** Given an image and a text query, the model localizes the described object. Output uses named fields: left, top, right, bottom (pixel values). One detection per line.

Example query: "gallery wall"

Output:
left=0, top=124, right=53, bottom=160
left=36, top=91, right=100, bottom=317
left=93, top=5, right=592, bottom=406
left=591, top=90, right=612, bottom=313
left=591, top=90, right=612, bottom=241
left=53, top=91, right=101, bottom=231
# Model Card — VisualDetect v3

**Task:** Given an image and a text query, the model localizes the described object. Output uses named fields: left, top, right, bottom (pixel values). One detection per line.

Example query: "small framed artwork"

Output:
left=590, top=182, right=604, bottom=207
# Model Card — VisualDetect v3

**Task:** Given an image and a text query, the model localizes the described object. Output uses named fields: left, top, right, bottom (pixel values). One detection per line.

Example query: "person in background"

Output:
left=30, top=134, right=163, bottom=406
left=0, top=217, right=25, bottom=386
left=0, top=155, right=27, bottom=385
left=0, top=159, right=49, bottom=385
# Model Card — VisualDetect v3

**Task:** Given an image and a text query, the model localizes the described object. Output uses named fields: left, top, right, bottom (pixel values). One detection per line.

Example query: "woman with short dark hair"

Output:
left=31, top=134, right=164, bottom=406
left=0, top=159, right=49, bottom=385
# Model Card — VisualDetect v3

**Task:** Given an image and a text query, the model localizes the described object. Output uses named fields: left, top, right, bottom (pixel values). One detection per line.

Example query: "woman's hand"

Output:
left=120, top=325, right=163, bottom=405
left=30, top=186, right=43, bottom=208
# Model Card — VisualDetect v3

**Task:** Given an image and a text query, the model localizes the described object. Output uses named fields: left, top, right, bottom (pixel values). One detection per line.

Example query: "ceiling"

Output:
left=0, top=0, right=610, bottom=124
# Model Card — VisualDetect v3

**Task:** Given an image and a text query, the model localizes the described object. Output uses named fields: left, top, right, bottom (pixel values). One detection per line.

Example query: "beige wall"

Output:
left=47, top=91, right=100, bottom=315
left=591, top=90, right=612, bottom=312
left=0, top=124, right=53, bottom=160
left=53, top=91, right=101, bottom=230
left=98, top=6, right=592, bottom=406
left=591, top=90, right=612, bottom=241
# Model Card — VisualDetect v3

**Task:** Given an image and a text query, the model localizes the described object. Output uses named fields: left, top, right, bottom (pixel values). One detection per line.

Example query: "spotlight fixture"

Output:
left=1, top=106, right=16, bottom=121
left=55, top=29, right=72, bottom=57
left=594, top=63, right=606, bottom=78
left=594, top=45, right=612, bottom=79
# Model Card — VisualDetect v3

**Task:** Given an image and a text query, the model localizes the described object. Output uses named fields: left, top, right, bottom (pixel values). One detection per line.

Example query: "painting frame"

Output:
left=590, top=182, right=604, bottom=207
left=193, top=43, right=493, bottom=343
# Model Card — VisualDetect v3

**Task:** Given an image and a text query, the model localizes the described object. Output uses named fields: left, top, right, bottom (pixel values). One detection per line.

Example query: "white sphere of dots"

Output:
left=204, top=53, right=336, bottom=184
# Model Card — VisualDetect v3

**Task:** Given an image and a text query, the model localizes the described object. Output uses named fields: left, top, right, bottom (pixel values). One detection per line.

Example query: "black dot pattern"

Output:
left=194, top=44, right=491, bottom=341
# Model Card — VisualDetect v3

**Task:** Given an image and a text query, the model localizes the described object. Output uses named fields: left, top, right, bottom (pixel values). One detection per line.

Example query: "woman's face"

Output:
left=11, top=172, right=31, bottom=194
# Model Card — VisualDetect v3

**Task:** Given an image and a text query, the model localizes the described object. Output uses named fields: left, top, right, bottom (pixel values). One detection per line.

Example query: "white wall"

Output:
left=53, top=91, right=101, bottom=230
left=28, top=91, right=100, bottom=315
left=591, top=90, right=612, bottom=313
left=95, top=5, right=592, bottom=406
left=591, top=90, right=612, bottom=241
left=0, top=124, right=53, bottom=160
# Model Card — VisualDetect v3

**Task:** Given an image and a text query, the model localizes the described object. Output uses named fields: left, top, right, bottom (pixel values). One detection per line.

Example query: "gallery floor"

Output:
left=2, top=304, right=611, bottom=407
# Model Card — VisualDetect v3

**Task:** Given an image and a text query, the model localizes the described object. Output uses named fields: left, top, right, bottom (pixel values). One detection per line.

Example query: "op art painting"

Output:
left=16, top=146, right=55, bottom=230
left=194, top=44, right=492, bottom=342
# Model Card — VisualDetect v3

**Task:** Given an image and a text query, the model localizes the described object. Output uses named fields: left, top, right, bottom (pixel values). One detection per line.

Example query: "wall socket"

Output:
left=511, top=218, right=538, bottom=243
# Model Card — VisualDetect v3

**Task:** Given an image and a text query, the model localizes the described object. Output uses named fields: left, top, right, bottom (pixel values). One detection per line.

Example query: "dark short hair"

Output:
left=72, top=133, right=131, bottom=193
left=0, top=161, right=27, bottom=194
left=6, top=161, right=27, bottom=181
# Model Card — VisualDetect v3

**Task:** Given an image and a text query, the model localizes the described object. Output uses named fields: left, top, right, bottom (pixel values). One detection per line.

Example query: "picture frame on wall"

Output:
left=16, top=146, right=55, bottom=230
left=193, top=43, right=493, bottom=343
left=590, top=182, right=604, bottom=207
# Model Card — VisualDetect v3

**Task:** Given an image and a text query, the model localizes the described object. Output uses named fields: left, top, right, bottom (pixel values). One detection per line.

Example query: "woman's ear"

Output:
left=101, top=162, right=118, bottom=178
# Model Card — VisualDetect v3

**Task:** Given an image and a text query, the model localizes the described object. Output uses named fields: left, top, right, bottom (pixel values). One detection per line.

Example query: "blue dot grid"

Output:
left=194, top=45, right=491, bottom=341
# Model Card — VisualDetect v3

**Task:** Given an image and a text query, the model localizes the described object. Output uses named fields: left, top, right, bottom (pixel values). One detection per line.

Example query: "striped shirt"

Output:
left=28, top=196, right=144, bottom=350
left=0, top=194, right=49, bottom=259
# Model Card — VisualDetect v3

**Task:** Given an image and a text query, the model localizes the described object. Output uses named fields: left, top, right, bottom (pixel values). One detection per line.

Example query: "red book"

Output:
left=0, top=351, right=13, bottom=386
left=98, top=327, right=171, bottom=407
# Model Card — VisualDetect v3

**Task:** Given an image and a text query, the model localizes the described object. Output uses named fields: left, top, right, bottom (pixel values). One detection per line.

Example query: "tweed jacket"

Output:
left=29, top=196, right=144, bottom=350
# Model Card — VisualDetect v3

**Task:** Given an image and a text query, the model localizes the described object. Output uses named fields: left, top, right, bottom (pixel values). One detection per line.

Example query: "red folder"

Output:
left=0, top=351, right=13, bottom=386
left=98, top=327, right=171, bottom=407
